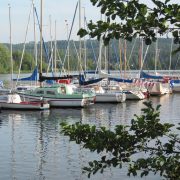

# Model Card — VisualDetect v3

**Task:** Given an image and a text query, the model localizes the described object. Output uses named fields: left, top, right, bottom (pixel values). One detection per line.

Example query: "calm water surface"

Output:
left=0, top=94, right=179, bottom=180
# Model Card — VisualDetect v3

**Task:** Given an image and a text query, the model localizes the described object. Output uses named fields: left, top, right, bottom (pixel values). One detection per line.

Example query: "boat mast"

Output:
left=98, top=14, right=103, bottom=76
left=107, top=42, right=110, bottom=74
left=139, top=38, right=143, bottom=71
left=33, top=1, right=38, bottom=85
left=119, top=39, right=122, bottom=77
left=40, top=0, right=43, bottom=87
left=8, top=4, right=13, bottom=89
left=79, top=0, right=82, bottom=73
left=83, top=7, right=87, bottom=73
left=49, top=15, right=53, bottom=74
left=54, top=20, right=57, bottom=74
left=169, top=38, right=173, bottom=75
left=124, top=40, right=127, bottom=78
left=65, top=20, right=70, bottom=75
left=154, top=29, right=159, bottom=74
left=104, top=16, right=107, bottom=72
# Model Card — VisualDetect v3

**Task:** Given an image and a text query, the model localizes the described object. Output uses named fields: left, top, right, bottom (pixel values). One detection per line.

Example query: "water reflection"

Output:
left=0, top=94, right=179, bottom=180
left=82, top=101, right=146, bottom=129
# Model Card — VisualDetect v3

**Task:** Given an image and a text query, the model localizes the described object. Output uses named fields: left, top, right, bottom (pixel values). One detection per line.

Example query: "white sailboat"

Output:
left=93, top=85, right=126, bottom=103
left=14, top=2, right=40, bottom=92
left=170, top=80, right=180, bottom=93
left=101, top=39, right=145, bottom=101
left=0, top=94, right=49, bottom=110
left=0, top=3, right=49, bottom=111
left=138, top=36, right=171, bottom=96
left=169, top=38, right=180, bottom=93
left=78, top=10, right=126, bottom=103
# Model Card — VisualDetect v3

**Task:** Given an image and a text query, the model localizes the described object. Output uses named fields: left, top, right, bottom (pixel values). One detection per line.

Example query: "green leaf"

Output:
left=145, top=38, right=152, bottom=45
left=101, top=5, right=106, bottom=14
left=77, top=29, right=88, bottom=38
left=172, top=30, right=179, bottom=37
left=89, top=162, right=94, bottom=167
left=112, top=14, right=116, bottom=20
left=165, top=0, right=171, bottom=4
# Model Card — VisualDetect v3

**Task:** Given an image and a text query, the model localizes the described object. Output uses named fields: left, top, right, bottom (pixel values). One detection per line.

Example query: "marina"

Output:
left=0, top=93, right=179, bottom=180
left=0, top=0, right=179, bottom=178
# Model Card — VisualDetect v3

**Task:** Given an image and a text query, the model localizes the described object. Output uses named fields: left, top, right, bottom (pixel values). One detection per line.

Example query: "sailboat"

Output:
left=0, top=93, right=49, bottom=110
left=0, top=3, right=49, bottom=111
left=78, top=39, right=126, bottom=103
left=94, top=39, right=145, bottom=101
left=19, top=0, right=95, bottom=108
left=140, top=71, right=171, bottom=95
left=127, top=37, right=170, bottom=97
left=108, top=77, right=146, bottom=100
left=139, top=37, right=171, bottom=96
left=13, top=2, right=40, bottom=93
left=168, top=38, right=180, bottom=93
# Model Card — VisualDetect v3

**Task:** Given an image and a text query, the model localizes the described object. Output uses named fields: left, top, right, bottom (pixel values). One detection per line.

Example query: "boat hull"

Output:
left=95, top=92, right=126, bottom=103
left=172, top=84, right=180, bottom=93
left=124, top=91, right=145, bottom=100
left=19, top=94, right=91, bottom=107
left=0, top=93, right=49, bottom=110
left=145, top=82, right=171, bottom=96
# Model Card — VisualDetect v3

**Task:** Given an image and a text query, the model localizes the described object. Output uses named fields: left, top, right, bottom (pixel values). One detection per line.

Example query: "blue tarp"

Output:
left=170, top=79, right=180, bottom=84
left=45, top=80, right=54, bottom=84
left=13, top=66, right=38, bottom=81
left=170, top=79, right=180, bottom=87
left=108, top=77, right=133, bottom=83
left=79, top=75, right=103, bottom=86
left=140, top=71, right=163, bottom=79
left=84, top=70, right=98, bottom=74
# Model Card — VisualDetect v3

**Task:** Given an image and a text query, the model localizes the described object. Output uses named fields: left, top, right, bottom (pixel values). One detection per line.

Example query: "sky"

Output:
left=0, top=0, right=179, bottom=44
left=0, top=0, right=100, bottom=44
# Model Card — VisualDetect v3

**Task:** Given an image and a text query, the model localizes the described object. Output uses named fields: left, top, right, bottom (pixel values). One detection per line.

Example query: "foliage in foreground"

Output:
left=61, top=101, right=180, bottom=179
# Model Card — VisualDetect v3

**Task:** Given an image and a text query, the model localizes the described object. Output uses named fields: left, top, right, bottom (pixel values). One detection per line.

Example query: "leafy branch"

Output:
left=78, top=0, right=180, bottom=50
left=61, top=101, right=180, bottom=179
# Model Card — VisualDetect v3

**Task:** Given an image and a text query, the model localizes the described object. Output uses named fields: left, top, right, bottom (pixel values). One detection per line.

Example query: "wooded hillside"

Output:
left=0, top=38, right=179, bottom=74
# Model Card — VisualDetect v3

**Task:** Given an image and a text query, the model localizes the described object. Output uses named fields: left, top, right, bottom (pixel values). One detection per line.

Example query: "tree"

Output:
left=61, top=101, right=180, bottom=179
left=78, top=0, right=180, bottom=52
left=12, top=51, right=35, bottom=72
left=0, top=44, right=11, bottom=73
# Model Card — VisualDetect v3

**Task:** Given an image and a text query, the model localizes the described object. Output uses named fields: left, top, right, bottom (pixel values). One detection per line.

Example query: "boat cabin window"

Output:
left=36, top=90, right=44, bottom=94
left=61, top=87, right=66, bottom=94
left=46, top=91, right=56, bottom=95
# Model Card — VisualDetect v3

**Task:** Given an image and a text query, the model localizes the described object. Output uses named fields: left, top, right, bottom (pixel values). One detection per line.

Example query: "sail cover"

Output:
left=79, top=75, right=104, bottom=86
left=140, top=71, right=163, bottom=79
left=13, top=66, right=38, bottom=81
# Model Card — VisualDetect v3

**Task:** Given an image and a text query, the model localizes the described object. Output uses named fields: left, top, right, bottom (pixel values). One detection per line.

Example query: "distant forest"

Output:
left=0, top=38, right=179, bottom=74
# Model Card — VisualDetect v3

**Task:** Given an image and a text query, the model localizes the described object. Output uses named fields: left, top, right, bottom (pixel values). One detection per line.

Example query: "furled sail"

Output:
left=79, top=74, right=104, bottom=86
left=140, top=71, right=163, bottom=79
left=13, top=66, right=38, bottom=81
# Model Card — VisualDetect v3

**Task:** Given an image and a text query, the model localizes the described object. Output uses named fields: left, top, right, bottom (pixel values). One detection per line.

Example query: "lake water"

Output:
left=0, top=93, right=179, bottom=180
